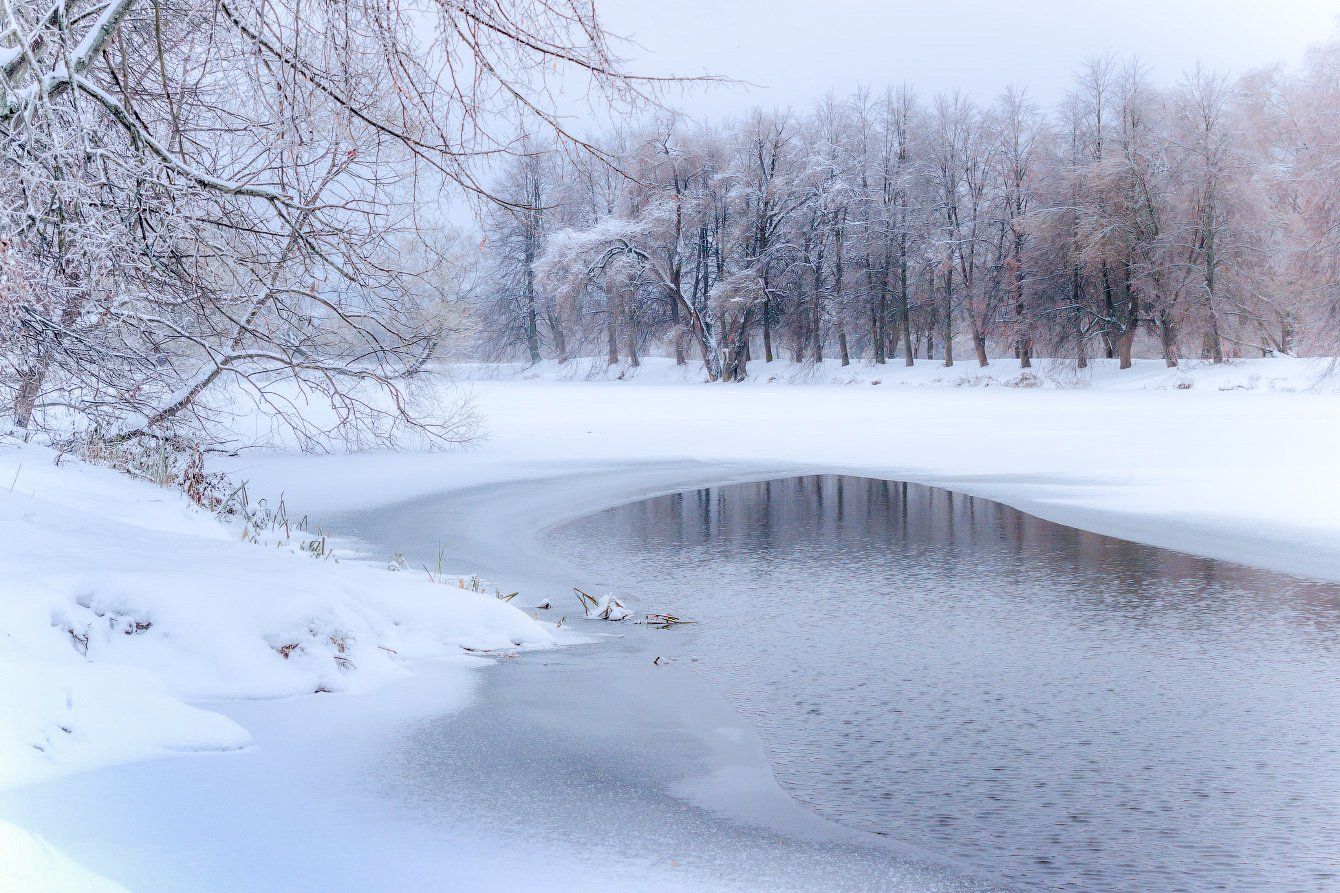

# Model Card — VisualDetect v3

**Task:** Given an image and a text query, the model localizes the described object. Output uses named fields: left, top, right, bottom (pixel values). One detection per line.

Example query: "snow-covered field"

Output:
left=3, top=355, right=1340, bottom=891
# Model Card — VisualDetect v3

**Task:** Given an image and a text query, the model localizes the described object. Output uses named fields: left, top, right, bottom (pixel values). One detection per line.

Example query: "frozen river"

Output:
left=0, top=463, right=993, bottom=893
left=545, top=475, right=1340, bottom=892
left=5, top=465, right=1335, bottom=892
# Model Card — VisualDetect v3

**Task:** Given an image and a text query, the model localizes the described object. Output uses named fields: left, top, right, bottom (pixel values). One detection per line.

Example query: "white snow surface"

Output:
left=236, top=356, right=1340, bottom=583
left=0, top=438, right=555, bottom=891
left=4, top=354, right=1340, bottom=891
left=454, top=353, right=1340, bottom=393
left=0, top=820, right=128, bottom=893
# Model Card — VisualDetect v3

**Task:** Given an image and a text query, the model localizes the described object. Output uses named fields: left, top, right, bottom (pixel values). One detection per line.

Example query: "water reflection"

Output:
left=548, top=476, right=1340, bottom=893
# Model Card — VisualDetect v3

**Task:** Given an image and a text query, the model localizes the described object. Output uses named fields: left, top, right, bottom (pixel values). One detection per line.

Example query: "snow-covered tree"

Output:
left=1, top=0, right=656, bottom=445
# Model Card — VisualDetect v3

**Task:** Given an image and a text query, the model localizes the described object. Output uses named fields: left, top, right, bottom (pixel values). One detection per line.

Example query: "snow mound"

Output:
left=0, top=436, right=555, bottom=887
left=576, top=589, right=632, bottom=621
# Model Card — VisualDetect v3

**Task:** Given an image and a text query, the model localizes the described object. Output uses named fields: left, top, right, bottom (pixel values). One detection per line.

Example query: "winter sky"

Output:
left=594, top=0, right=1339, bottom=119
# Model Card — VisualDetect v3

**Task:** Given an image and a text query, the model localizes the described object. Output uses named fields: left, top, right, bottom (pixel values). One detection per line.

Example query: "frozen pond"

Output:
left=547, top=476, right=1340, bottom=893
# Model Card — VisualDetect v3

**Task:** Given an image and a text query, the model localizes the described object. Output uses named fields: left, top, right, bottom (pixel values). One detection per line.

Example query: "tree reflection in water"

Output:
left=550, top=476, right=1340, bottom=893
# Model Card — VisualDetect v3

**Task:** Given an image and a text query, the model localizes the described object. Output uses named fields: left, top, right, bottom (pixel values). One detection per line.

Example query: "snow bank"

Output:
left=227, top=361, right=1340, bottom=586
left=7, top=355, right=1339, bottom=889
left=0, top=437, right=554, bottom=889
left=452, top=354, right=1340, bottom=393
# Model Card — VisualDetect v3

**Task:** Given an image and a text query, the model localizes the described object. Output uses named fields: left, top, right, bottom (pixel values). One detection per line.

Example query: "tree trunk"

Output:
left=763, top=296, right=774, bottom=363
left=1203, top=211, right=1224, bottom=364
left=1014, top=231, right=1031, bottom=368
left=12, top=368, right=43, bottom=432
left=834, top=227, right=848, bottom=367
left=942, top=265, right=954, bottom=368
left=605, top=305, right=619, bottom=366
left=524, top=300, right=541, bottom=364
left=1201, top=328, right=1224, bottom=363
left=811, top=288, right=823, bottom=363
left=1117, top=263, right=1138, bottom=370
left=722, top=308, right=752, bottom=382
left=13, top=276, right=87, bottom=431
left=1159, top=310, right=1179, bottom=368
left=668, top=245, right=688, bottom=367
left=1206, top=319, right=1224, bottom=364
left=1072, top=264, right=1088, bottom=369
left=871, top=301, right=885, bottom=364
left=522, top=199, right=542, bottom=365
left=899, top=235, right=914, bottom=366
left=1101, top=262, right=1117, bottom=359
left=625, top=327, right=640, bottom=368
left=548, top=314, right=569, bottom=364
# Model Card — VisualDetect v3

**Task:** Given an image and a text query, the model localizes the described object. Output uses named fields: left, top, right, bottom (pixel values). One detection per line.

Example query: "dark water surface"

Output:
left=546, top=476, right=1340, bottom=893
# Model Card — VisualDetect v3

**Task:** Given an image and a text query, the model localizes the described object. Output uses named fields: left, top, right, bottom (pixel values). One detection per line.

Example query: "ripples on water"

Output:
left=547, top=476, right=1340, bottom=893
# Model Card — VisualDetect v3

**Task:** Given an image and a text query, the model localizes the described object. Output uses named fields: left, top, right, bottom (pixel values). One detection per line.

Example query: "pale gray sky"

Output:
left=594, top=0, right=1339, bottom=119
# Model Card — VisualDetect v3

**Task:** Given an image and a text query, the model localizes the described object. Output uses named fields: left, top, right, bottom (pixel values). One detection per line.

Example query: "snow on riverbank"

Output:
left=0, top=438, right=555, bottom=890
left=231, top=357, right=1340, bottom=584
left=454, top=355, right=1340, bottom=393
left=4, top=355, right=1340, bottom=890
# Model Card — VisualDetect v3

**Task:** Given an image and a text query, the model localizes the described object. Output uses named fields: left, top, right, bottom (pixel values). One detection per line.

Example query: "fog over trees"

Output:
left=3, top=2, right=1338, bottom=455
left=481, top=43, right=1340, bottom=379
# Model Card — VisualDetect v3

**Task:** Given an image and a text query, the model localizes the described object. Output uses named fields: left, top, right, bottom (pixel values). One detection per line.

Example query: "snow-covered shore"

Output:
left=3, top=355, right=1340, bottom=891
left=0, top=438, right=558, bottom=891
left=454, top=354, right=1340, bottom=394
left=238, top=356, right=1340, bottom=583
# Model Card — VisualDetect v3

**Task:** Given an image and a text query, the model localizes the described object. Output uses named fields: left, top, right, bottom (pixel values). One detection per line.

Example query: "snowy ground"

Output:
left=239, top=356, right=1340, bottom=583
left=455, top=354, right=1340, bottom=394
left=3, top=354, right=1339, bottom=891
left=0, top=439, right=560, bottom=891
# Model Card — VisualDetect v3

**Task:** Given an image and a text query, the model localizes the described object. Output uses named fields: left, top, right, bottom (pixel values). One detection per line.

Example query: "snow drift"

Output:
left=0, top=436, right=555, bottom=888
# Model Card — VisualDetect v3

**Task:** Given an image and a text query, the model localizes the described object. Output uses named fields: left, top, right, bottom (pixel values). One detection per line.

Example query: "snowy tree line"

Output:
left=480, top=44, right=1340, bottom=380
left=0, top=0, right=655, bottom=447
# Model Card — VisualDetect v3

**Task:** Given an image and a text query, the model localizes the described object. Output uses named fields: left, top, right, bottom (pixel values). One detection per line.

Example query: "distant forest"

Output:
left=480, top=43, right=1340, bottom=379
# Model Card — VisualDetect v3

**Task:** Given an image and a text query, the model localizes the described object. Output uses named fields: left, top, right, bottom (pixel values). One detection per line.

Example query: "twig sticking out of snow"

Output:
left=461, top=645, right=517, bottom=656
left=574, top=587, right=632, bottom=621
left=572, top=589, right=696, bottom=626
left=638, top=613, right=696, bottom=629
